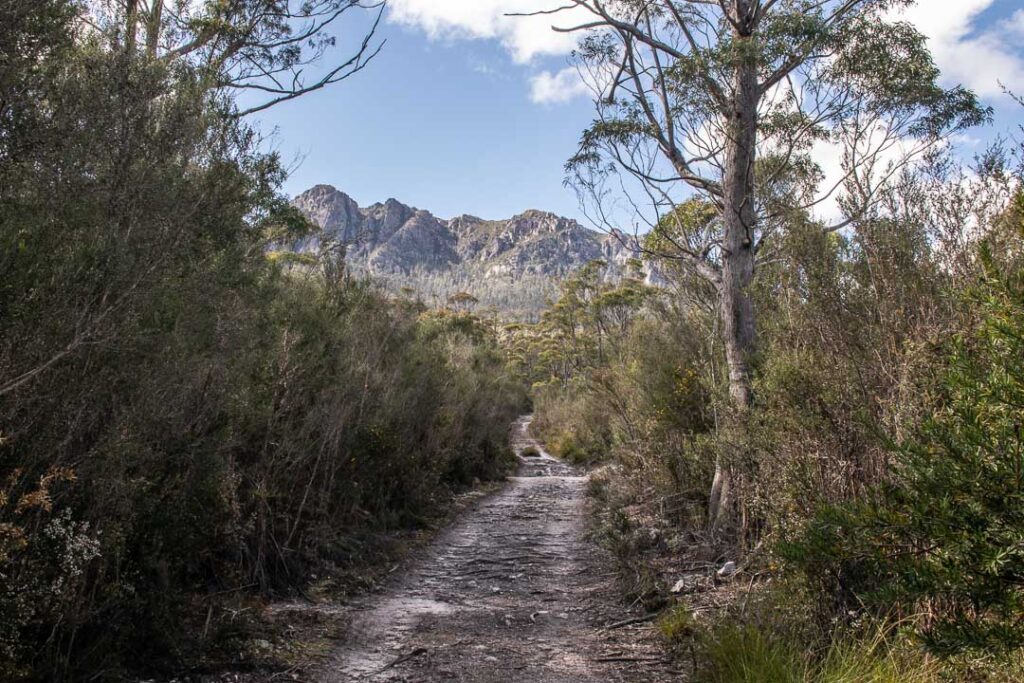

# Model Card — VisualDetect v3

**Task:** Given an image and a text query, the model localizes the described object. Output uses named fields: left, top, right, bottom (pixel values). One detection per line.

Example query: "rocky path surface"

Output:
left=315, top=416, right=677, bottom=682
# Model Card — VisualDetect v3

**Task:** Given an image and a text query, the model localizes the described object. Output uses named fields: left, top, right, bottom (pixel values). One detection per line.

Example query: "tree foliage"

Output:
left=550, top=0, right=988, bottom=528
left=0, top=1, right=526, bottom=678
left=84, top=0, right=384, bottom=115
left=785, top=194, right=1024, bottom=655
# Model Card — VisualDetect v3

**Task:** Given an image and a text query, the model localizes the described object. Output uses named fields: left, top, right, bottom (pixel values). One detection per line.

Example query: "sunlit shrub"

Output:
left=785, top=203, right=1024, bottom=655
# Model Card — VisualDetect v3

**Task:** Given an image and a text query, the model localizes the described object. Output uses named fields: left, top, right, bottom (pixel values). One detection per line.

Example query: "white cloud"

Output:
left=1010, top=10, right=1024, bottom=37
left=529, top=67, right=590, bottom=104
left=389, top=2, right=1024, bottom=110
left=387, top=0, right=586, bottom=64
left=895, top=1, right=1024, bottom=97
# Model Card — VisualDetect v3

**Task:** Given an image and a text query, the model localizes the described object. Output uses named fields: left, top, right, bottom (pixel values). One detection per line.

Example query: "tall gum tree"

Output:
left=533, top=0, right=989, bottom=528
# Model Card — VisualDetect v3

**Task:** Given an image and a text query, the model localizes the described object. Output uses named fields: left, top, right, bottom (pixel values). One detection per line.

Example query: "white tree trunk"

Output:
left=708, top=10, right=758, bottom=529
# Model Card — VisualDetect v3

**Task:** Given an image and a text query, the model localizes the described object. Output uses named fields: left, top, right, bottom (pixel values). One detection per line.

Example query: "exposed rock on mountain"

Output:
left=291, top=185, right=644, bottom=318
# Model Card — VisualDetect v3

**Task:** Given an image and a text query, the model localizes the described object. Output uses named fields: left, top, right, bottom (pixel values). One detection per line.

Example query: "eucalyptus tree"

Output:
left=84, top=0, right=384, bottom=114
left=536, top=0, right=988, bottom=526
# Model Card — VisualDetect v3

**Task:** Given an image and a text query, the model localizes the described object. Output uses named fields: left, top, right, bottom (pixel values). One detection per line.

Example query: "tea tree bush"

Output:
left=786, top=195, right=1024, bottom=655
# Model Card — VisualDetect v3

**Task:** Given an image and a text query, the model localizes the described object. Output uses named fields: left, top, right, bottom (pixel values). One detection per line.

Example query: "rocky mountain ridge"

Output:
left=293, top=184, right=637, bottom=280
left=291, top=185, right=645, bottom=318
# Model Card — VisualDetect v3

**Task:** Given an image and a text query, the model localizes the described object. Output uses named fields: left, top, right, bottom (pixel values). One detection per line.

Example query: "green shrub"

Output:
left=785, top=202, right=1024, bottom=655
left=658, top=603, right=697, bottom=644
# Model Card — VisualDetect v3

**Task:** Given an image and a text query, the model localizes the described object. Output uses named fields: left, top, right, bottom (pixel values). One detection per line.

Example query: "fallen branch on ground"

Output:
left=603, top=613, right=659, bottom=630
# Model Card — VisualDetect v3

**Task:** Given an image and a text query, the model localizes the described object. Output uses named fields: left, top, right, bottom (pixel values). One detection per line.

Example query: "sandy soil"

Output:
left=313, top=416, right=678, bottom=683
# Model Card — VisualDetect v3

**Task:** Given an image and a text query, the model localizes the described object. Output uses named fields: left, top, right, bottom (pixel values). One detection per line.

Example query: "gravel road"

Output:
left=316, top=416, right=677, bottom=682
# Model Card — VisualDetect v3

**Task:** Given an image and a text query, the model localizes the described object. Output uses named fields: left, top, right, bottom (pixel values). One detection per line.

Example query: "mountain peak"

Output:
left=299, top=184, right=351, bottom=203
left=304, top=183, right=339, bottom=194
left=449, top=213, right=486, bottom=224
left=291, top=186, right=644, bottom=318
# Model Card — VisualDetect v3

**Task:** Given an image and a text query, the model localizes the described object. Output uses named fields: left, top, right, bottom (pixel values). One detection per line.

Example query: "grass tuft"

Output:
left=699, top=621, right=940, bottom=683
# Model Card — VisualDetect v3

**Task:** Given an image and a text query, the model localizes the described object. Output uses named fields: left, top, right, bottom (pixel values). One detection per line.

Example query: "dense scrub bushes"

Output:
left=517, top=262, right=718, bottom=527
left=786, top=196, right=1024, bottom=656
left=0, top=4, right=525, bottom=678
left=518, top=270, right=725, bottom=609
left=516, top=154, right=1024, bottom=676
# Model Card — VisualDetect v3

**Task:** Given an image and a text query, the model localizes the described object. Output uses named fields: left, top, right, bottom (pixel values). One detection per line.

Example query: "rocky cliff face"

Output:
left=291, top=184, right=645, bottom=318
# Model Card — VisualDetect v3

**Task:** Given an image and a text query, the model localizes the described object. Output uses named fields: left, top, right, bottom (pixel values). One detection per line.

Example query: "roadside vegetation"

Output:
left=6, top=0, right=1024, bottom=681
left=0, top=2, right=525, bottom=679
left=516, top=166, right=1024, bottom=682
left=504, top=1, right=1024, bottom=680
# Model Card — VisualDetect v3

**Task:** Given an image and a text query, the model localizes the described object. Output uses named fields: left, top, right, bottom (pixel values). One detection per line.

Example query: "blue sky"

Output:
left=251, top=7, right=595, bottom=221
left=252, top=1, right=1024, bottom=224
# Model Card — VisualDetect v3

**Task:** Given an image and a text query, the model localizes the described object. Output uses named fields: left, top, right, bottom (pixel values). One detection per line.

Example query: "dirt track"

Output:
left=315, top=416, right=677, bottom=682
